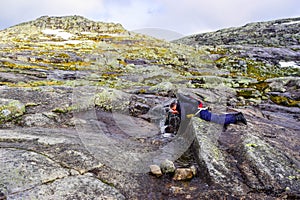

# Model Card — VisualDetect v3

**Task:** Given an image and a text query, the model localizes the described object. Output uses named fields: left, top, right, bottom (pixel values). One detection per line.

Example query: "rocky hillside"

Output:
left=174, top=17, right=300, bottom=47
left=0, top=16, right=299, bottom=199
left=174, top=17, right=300, bottom=70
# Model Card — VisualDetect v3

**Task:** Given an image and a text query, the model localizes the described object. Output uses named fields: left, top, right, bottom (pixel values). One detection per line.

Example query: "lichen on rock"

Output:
left=0, top=98, right=25, bottom=123
left=94, top=87, right=130, bottom=111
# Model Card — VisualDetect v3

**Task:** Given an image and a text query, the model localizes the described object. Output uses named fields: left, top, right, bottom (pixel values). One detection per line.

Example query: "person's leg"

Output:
left=209, top=112, right=237, bottom=125
left=199, top=110, right=238, bottom=125
left=199, top=109, right=212, bottom=121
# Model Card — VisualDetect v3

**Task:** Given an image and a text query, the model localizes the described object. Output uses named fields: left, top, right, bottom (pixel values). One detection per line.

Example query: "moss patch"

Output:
left=52, top=106, right=77, bottom=114
left=0, top=99, right=25, bottom=123
left=0, top=80, right=64, bottom=87
left=270, top=95, right=300, bottom=107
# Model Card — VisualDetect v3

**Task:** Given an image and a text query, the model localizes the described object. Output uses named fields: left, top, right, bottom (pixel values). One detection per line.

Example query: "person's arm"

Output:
left=164, top=111, right=170, bottom=125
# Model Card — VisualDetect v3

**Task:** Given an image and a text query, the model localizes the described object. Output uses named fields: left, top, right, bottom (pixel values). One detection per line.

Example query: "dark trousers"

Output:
left=198, top=109, right=237, bottom=125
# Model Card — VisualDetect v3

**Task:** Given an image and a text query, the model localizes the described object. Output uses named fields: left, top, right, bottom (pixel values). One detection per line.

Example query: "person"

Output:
left=164, top=93, right=247, bottom=134
left=164, top=102, right=181, bottom=134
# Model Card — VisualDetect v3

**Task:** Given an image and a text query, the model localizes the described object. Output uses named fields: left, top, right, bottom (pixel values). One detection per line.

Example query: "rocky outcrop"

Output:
left=173, top=17, right=299, bottom=198
left=174, top=17, right=300, bottom=73
left=174, top=17, right=300, bottom=47
left=0, top=16, right=299, bottom=199
left=22, top=15, right=125, bottom=33
left=0, top=128, right=124, bottom=199
left=192, top=115, right=300, bottom=197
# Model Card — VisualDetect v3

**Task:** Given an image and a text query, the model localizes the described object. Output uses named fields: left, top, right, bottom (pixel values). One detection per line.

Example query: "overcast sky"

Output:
left=1, top=0, right=299, bottom=37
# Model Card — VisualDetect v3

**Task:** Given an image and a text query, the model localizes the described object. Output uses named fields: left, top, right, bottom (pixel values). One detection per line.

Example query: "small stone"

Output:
left=170, top=186, right=184, bottom=194
left=149, top=165, right=162, bottom=177
left=173, top=167, right=195, bottom=181
left=160, top=159, right=176, bottom=174
left=285, top=186, right=291, bottom=191
left=1, top=109, right=11, bottom=116
left=190, top=165, right=197, bottom=176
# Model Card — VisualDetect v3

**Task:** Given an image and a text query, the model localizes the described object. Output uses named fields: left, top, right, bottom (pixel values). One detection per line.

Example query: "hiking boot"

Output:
left=235, top=112, right=247, bottom=125
left=223, top=124, right=229, bottom=131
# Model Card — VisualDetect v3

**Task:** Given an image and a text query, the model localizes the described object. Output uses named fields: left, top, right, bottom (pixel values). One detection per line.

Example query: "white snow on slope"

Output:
left=42, top=29, right=74, bottom=40
left=279, top=61, right=300, bottom=69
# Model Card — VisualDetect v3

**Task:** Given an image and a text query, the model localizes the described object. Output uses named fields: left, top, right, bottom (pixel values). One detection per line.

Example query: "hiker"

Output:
left=164, top=93, right=247, bottom=134
left=164, top=102, right=181, bottom=134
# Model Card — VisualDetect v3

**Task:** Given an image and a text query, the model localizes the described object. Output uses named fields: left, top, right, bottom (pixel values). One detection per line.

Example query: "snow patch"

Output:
left=281, top=20, right=300, bottom=25
left=42, top=29, right=74, bottom=40
left=81, top=32, right=93, bottom=35
left=81, top=31, right=125, bottom=37
left=279, top=61, right=300, bottom=69
left=41, top=29, right=89, bottom=45
left=41, top=40, right=84, bottom=45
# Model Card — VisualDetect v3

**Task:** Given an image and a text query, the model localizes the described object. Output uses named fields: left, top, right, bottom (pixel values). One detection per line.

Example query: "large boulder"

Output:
left=191, top=118, right=248, bottom=193
left=238, top=134, right=300, bottom=193
left=0, top=128, right=125, bottom=200
left=7, top=173, right=125, bottom=200
left=191, top=110, right=300, bottom=197
left=0, top=148, right=70, bottom=196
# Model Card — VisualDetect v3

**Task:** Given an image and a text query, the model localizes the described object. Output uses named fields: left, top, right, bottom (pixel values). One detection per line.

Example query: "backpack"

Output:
left=164, top=108, right=181, bottom=134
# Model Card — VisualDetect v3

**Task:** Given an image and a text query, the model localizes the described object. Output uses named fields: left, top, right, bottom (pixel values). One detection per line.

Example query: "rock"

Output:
left=240, top=134, right=300, bottom=192
left=174, top=17, right=300, bottom=47
left=174, top=18, right=300, bottom=85
left=10, top=15, right=126, bottom=35
left=0, top=128, right=125, bottom=199
left=22, top=113, right=54, bottom=127
left=173, top=166, right=197, bottom=181
left=0, top=148, right=70, bottom=195
left=0, top=72, right=34, bottom=83
left=191, top=111, right=300, bottom=196
left=149, top=82, right=176, bottom=94
left=149, top=165, right=163, bottom=177
left=191, top=76, right=232, bottom=89
left=94, top=87, right=130, bottom=111
left=191, top=118, right=247, bottom=194
left=190, top=165, right=197, bottom=175
left=169, top=186, right=184, bottom=194
left=8, top=173, right=125, bottom=200
left=129, top=96, right=151, bottom=116
left=0, top=98, right=25, bottom=123
left=267, top=77, right=293, bottom=92
left=160, top=159, right=176, bottom=174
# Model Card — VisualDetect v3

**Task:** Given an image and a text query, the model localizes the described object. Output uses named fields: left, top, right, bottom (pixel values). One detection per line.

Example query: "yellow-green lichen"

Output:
left=52, top=106, right=78, bottom=114
left=1, top=60, right=49, bottom=70
left=94, top=88, right=130, bottom=111
left=215, top=56, right=298, bottom=82
left=249, top=81, right=269, bottom=92
left=25, top=102, right=39, bottom=107
left=0, top=99, right=25, bottom=123
left=0, top=80, right=64, bottom=88
left=207, top=47, right=228, bottom=55
left=288, top=175, right=298, bottom=180
left=270, top=95, right=300, bottom=107
left=246, top=143, right=258, bottom=148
